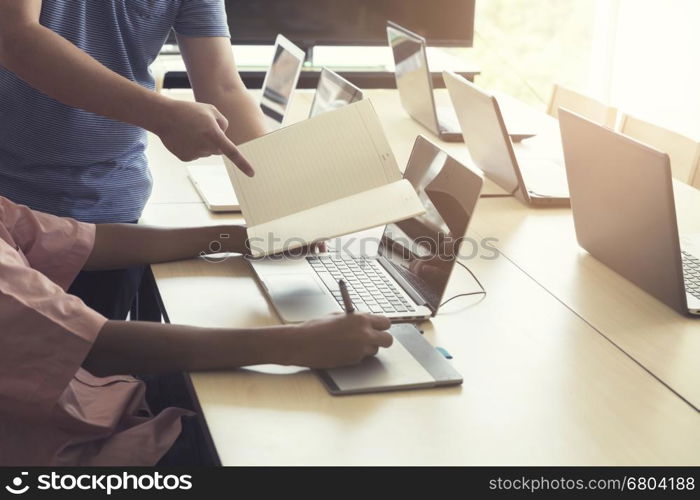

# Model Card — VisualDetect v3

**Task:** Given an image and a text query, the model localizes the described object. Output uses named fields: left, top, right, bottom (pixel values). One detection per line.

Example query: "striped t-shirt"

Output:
left=0, top=0, right=230, bottom=223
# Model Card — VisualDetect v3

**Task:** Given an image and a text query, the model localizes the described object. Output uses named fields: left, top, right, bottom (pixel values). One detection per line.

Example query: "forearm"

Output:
left=178, top=35, right=268, bottom=143
left=85, top=224, right=248, bottom=270
left=84, top=320, right=294, bottom=376
left=0, top=22, right=168, bottom=132
left=198, top=86, right=268, bottom=143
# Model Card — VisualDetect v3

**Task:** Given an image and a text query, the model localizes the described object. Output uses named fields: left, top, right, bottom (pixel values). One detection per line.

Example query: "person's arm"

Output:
left=85, top=222, right=325, bottom=270
left=85, top=313, right=393, bottom=376
left=0, top=0, right=253, bottom=175
left=83, top=223, right=248, bottom=271
left=178, top=35, right=268, bottom=143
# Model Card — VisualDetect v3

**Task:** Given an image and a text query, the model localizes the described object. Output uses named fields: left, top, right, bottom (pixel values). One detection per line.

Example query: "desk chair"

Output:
left=619, top=113, right=700, bottom=188
left=547, top=83, right=617, bottom=128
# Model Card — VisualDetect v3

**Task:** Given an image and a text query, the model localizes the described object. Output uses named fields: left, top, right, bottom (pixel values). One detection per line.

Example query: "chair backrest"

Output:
left=547, top=84, right=618, bottom=128
left=691, top=159, right=700, bottom=190
left=619, top=113, right=700, bottom=186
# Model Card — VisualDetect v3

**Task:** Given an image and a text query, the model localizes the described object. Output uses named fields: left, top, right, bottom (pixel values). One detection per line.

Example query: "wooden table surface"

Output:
left=141, top=89, right=700, bottom=465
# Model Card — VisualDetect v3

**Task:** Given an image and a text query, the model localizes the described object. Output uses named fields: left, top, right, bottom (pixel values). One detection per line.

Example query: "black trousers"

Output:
left=147, top=374, right=218, bottom=467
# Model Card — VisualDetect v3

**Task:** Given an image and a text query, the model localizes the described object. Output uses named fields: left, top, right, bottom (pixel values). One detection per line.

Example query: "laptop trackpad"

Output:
left=266, top=274, right=326, bottom=296
left=264, top=274, right=339, bottom=322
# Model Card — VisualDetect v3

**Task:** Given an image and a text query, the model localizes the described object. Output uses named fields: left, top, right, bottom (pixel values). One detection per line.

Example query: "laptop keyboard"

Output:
left=682, top=251, right=700, bottom=299
left=307, top=255, right=417, bottom=314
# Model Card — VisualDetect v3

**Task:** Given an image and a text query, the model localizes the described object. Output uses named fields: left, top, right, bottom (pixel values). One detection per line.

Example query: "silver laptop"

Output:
left=249, top=135, right=484, bottom=323
left=387, top=22, right=535, bottom=144
left=259, top=34, right=305, bottom=131
left=318, top=322, right=463, bottom=395
left=444, top=71, right=570, bottom=207
left=188, top=34, right=304, bottom=212
left=559, top=109, right=700, bottom=316
left=309, top=68, right=364, bottom=118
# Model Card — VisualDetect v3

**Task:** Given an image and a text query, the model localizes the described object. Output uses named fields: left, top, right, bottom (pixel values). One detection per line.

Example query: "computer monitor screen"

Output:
left=309, top=69, right=364, bottom=118
left=225, top=0, right=475, bottom=47
left=380, top=137, right=482, bottom=311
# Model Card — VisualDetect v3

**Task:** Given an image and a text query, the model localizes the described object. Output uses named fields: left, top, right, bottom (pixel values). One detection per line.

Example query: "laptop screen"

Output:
left=443, top=72, right=522, bottom=195
left=309, top=69, right=364, bottom=118
left=260, top=40, right=304, bottom=127
left=387, top=23, right=440, bottom=133
left=379, top=136, right=483, bottom=312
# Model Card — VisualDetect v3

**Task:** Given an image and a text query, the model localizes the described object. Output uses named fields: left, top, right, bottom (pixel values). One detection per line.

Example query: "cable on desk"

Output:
left=439, top=260, right=486, bottom=308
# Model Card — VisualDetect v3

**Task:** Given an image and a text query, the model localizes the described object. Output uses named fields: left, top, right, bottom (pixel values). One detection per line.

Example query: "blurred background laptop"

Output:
left=560, top=109, right=700, bottom=315
left=388, top=21, right=536, bottom=144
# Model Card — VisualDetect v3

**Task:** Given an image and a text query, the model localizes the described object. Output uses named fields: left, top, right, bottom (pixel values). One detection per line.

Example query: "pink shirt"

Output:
left=0, top=196, right=190, bottom=466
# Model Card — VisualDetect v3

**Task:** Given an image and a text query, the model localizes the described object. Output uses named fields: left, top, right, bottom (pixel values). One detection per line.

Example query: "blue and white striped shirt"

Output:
left=0, top=0, right=230, bottom=223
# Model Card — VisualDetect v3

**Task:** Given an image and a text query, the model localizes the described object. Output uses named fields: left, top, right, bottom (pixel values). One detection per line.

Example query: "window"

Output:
left=451, top=0, right=598, bottom=109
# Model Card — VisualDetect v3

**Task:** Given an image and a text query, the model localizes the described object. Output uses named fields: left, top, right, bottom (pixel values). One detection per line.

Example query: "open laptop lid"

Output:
left=387, top=21, right=441, bottom=135
left=378, top=135, right=484, bottom=314
left=259, top=34, right=305, bottom=129
left=559, top=109, right=688, bottom=314
left=443, top=71, right=528, bottom=200
left=309, top=68, right=364, bottom=118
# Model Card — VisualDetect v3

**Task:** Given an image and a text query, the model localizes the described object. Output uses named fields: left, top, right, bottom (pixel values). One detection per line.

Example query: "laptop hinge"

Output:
left=376, top=256, right=435, bottom=314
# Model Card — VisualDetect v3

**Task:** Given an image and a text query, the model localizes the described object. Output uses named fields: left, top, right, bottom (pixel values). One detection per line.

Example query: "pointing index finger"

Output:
left=216, top=130, right=255, bottom=177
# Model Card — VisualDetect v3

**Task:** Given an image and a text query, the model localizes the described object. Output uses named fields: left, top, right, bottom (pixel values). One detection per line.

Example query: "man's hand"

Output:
left=0, top=1, right=257, bottom=178
left=287, top=314, right=393, bottom=369
left=156, top=99, right=255, bottom=177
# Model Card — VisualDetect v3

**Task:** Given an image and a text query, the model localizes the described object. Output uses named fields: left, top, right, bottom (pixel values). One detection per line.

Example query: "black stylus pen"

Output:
left=338, top=279, right=355, bottom=314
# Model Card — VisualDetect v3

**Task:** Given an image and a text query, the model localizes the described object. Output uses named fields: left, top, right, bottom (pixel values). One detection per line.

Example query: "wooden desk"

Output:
left=469, top=187, right=700, bottom=410
left=142, top=90, right=700, bottom=465
left=141, top=204, right=700, bottom=465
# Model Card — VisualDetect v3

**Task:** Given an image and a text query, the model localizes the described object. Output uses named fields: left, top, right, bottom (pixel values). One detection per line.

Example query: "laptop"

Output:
left=443, top=71, right=570, bottom=207
left=188, top=34, right=304, bottom=212
left=259, top=34, right=305, bottom=131
left=248, top=135, right=484, bottom=323
left=309, top=68, right=364, bottom=118
left=387, top=22, right=535, bottom=144
left=559, top=109, right=700, bottom=316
